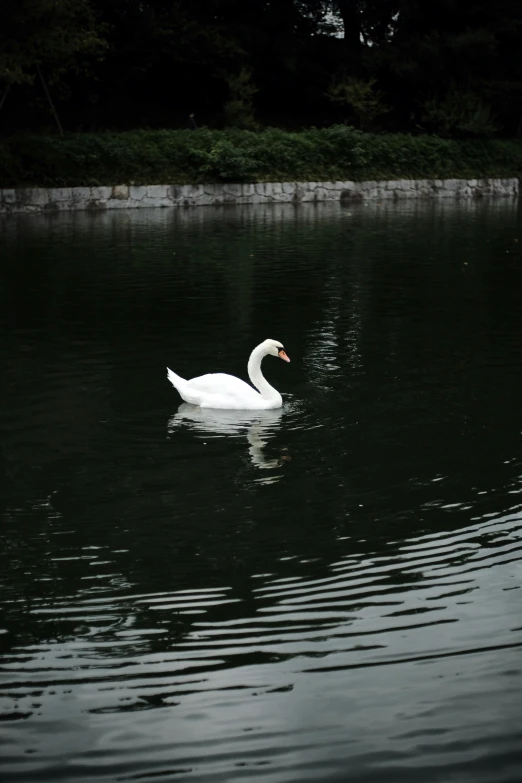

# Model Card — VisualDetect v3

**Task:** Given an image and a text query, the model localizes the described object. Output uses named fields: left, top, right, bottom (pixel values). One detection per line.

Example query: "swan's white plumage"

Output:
left=166, top=339, right=289, bottom=410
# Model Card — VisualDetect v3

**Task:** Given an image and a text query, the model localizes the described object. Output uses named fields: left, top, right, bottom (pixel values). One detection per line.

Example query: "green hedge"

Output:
left=1, top=126, right=522, bottom=187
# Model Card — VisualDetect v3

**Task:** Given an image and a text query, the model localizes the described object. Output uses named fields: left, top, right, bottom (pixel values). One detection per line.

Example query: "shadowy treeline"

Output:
left=1, top=1, right=522, bottom=137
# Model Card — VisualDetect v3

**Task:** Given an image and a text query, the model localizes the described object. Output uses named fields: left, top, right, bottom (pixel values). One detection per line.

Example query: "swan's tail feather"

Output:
left=167, top=367, right=186, bottom=389
left=167, top=367, right=202, bottom=406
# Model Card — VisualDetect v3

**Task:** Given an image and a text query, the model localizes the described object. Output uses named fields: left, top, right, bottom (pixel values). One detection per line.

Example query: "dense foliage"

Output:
left=1, top=1, right=522, bottom=137
left=2, top=127, right=522, bottom=187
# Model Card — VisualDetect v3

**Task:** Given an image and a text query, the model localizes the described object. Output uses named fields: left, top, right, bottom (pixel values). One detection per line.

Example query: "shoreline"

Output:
left=0, top=177, right=518, bottom=214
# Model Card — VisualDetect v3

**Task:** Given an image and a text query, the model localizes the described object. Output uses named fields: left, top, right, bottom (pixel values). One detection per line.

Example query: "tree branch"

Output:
left=36, top=64, right=64, bottom=135
left=0, top=83, right=11, bottom=113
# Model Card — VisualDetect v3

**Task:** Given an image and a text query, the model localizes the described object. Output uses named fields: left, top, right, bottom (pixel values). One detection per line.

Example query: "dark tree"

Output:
left=1, top=0, right=521, bottom=135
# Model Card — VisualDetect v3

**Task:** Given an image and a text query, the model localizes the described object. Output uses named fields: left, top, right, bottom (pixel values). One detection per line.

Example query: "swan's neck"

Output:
left=248, top=345, right=282, bottom=405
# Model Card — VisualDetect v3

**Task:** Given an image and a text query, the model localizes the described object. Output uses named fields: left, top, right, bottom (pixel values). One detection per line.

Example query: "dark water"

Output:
left=1, top=200, right=522, bottom=783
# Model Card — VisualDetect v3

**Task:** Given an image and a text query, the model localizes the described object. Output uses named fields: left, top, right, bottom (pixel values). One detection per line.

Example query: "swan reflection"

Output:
left=168, top=404, right=285, bottom=480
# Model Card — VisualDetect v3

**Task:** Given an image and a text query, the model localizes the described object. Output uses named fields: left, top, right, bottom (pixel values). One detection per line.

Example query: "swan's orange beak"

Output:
left=278, top=349, right=290, bottom=362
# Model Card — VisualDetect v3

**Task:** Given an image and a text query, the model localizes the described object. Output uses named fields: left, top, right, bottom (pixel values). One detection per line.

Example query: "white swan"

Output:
left=166, top=339, right=290, bottom=410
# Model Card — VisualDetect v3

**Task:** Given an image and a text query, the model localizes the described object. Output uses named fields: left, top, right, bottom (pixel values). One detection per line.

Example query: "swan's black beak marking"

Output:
left=278, top=349, right=290, bottom=363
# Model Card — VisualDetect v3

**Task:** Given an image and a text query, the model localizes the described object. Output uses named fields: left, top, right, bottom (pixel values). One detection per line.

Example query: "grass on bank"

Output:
left=1, top=126, right=522, bottom=188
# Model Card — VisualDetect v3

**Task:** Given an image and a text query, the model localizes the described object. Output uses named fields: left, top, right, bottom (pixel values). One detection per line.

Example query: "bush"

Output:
left=327, top=76, right=390, bottom=130
left=1, top=126, right=522, bottom=187
left=422, top=86, right=498, bottom=137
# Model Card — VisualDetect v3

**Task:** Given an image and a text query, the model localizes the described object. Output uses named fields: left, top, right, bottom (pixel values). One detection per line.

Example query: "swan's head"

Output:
left=264, top=339, right=290, bottom=363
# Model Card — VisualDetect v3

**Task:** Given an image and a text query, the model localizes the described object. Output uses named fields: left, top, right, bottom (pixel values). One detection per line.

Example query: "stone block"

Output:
left=340, top=188, right=362, bottom=201
left=146, top=185, right=168, bottom=200
left=52, top=187, right=73, bottom=202
left=183, top=184, right=205, bottom=200
left=241, top=183, right=255, bottom=198
left=111, top=184, right=129, bottom=200
left=71, top=187, right=91, bottom=204
left=416, top=184, right=433, bottom=198
left=1, top=189, right=17, bottom=204
left=168, top=185, right=182, bottom=201
left=204, top=184, right=226, bottom=201
left=128, top=185, right=148, bottom=202
left=89, top=186, right=110, bottom=202
left=443, top=179, right=460, bottom=192
left=223, top=183, right=242, bottom=197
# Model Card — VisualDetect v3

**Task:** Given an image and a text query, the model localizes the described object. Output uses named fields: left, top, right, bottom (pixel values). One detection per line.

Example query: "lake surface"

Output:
left=1, top=200, right=522, bottom=783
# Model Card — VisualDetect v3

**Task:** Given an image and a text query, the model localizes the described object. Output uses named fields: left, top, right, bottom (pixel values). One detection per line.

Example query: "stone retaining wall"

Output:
left=0, top=178, right=518, bottom=214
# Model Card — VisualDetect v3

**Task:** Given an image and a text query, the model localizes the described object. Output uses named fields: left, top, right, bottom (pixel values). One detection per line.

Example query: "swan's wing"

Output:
left=186, top=373, right=260, bottom=400
left=183, top=373, right=267, bottom=409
